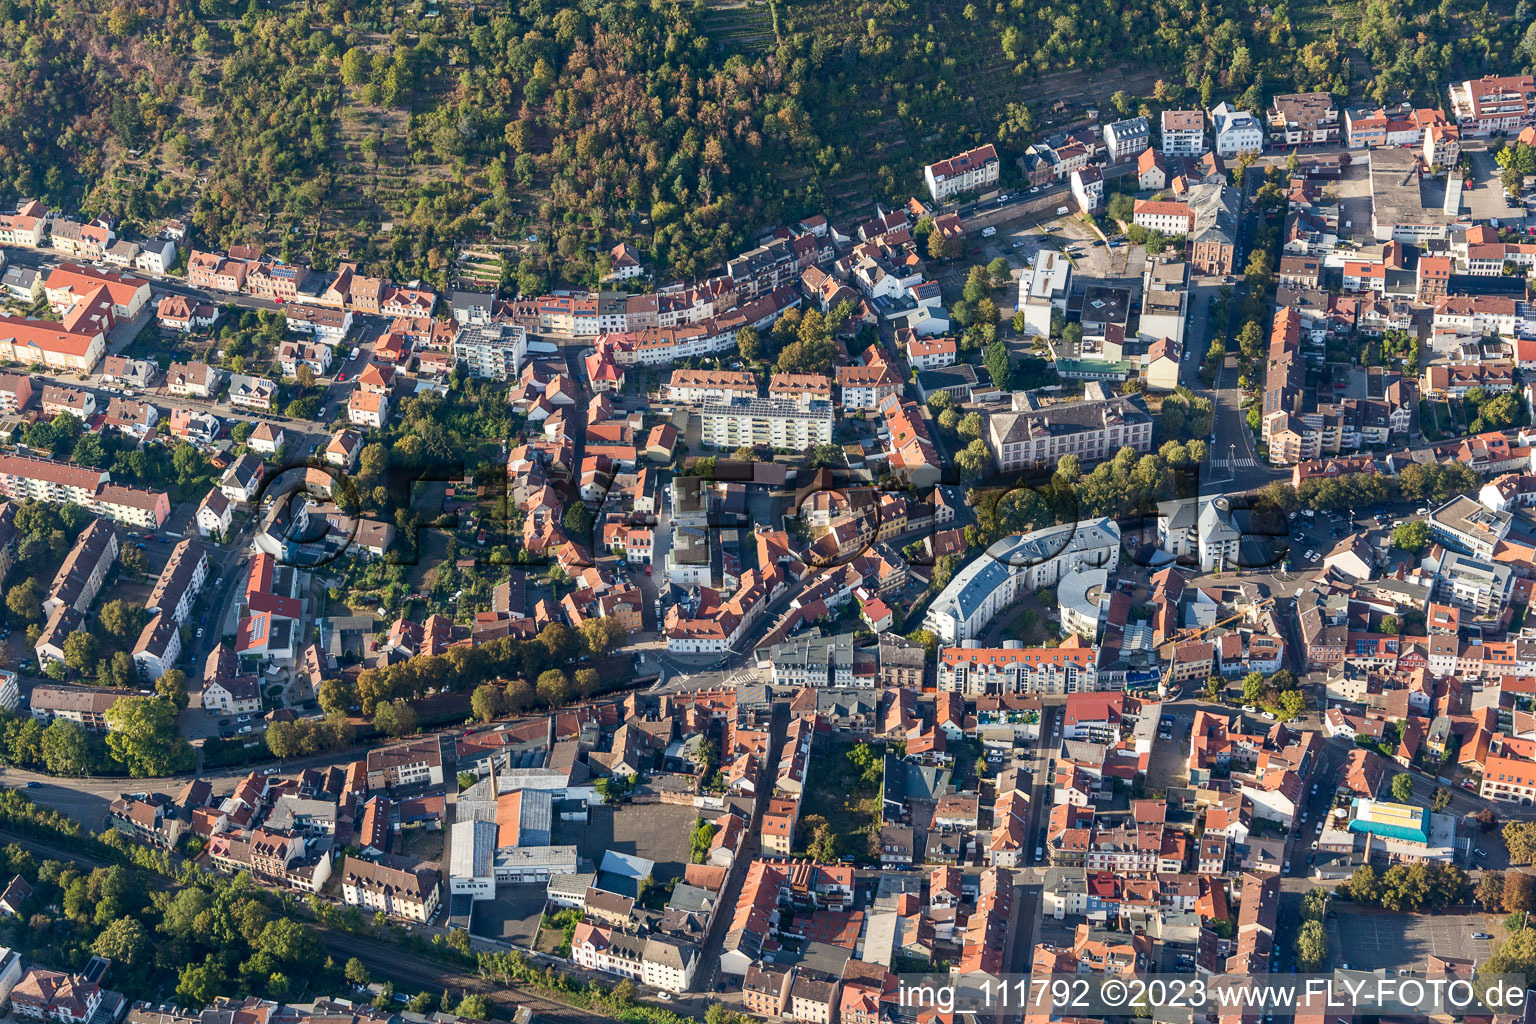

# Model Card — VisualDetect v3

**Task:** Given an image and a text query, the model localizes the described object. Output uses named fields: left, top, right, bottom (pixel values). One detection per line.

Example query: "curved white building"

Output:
left=923, top=517, right=1121, bottom=644
left=1058, top=567, right=1109, bottom=640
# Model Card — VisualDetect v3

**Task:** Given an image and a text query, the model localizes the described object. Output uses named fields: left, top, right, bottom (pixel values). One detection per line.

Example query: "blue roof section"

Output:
left=1347, top=818, right=1429, bottom=844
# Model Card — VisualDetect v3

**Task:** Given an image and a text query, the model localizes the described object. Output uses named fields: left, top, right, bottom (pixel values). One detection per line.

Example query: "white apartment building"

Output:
left=923, top=144, right=1000, bottom=202
left=938, top=642, right=1101, bottom=695
left=664, top=369, right=759, bottom=404
left=923, top=518, right=1122, bottom=644
left=1159, top=110, right=1207, bottom=156
left=1211, top=102, right=1265, bottom=156
left=1132, top=199, right=1195, bottom=236
left=454, top=322, right=529, bottom=379
left=700, top=397, right=833, bottom=450
left=1017, top=250, right=1072, bottom=338
left=1102, top=117, right=1150, bottom=163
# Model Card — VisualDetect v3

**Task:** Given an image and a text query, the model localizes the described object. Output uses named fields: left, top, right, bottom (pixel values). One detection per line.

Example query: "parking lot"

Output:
left=1324, top=910, right=1494, bottom=971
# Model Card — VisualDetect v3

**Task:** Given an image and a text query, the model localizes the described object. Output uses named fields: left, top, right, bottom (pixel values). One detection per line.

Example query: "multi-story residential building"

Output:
left=1132, top=200, right=1194, bottom=236
left=49, top=219, right=114, bottom=260
left=45, top=519, right=119, bottom=617
left=453, top=323, right=528, bottom=379
left=40, top=385, right=93, bottom=420
left=938, top=642, right=1100, bottom=695
left=1481, top=754, right=1536, bottom=803
left=1071, top=166, right=1104, bottom=212
left=133, top=235, right=178, bottom=274
left=1425, top=121, right=1462, bottom=167
left=11, top=967, right=101, bottom=1023
left=726, top=236, right=819, bottom=300
left=43, top=263, right=150, bottom=318
left=347, top=390, right=389, bottom=429
left=1417, top=256, right=1452, bottom=304
left=1102, top=117, right=1150, bottom=163
left=27, top=686, right=125, bottom=731
left=0, top=204, right=46, bottom=248
left=187, top=251, right=249, bottom=292
left=641, top=937, right=699, bottom=995
left=2, top=265, right=42, bottom=302
left=366, top=739, right=445, bottom=789
left=1449, top=74, right=1536, bottom=135
left=0, top=453, right=103, bottom=513
left=905, top=334, right=957, bottom=370
left=835, top=363, right=904, bottom=410
left=1420, top=362, right=1515, bottom=398
left=1211, top=102, right=1265, bottom=156
left=1432, top=296, right=1518, bottom=338
left=0, top=315, right=105, bottom=372
left=132, top=613, right=182, bottom=681
left=202, top=674, right=261, bottom=716
left=340, top=857, right=440, bottom=921
left=277, top=340, right=333, bottom=379
left=987, top=390, right=1153, bottom=471
left=700, top=397, right=833, bottom=450
left=1159, top=110, right=1207, bottom=156
left=923, top=144, right=1000, bottom=202
left=246, top=262, right=308, bottom=302
left=1266, top=93, right=1339, bottom=144
left=285, top=303, right=352, bottom=344
left=765, top=632, right=857, bottom=687
left=145, top=539, right=210, bottom=625
left=923, top=518, right=1121, bottom=644
left=571, top=923, right=646, bottom=981
left=663, top=369, right=759, bottom=405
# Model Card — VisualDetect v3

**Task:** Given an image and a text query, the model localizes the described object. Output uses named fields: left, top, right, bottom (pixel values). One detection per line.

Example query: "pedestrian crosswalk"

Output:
left=1208, top=456, right=1259, bottom=470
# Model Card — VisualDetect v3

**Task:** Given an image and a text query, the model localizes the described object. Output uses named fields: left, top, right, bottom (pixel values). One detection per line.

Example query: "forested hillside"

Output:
left=0, top=0, right=1522, bottom=287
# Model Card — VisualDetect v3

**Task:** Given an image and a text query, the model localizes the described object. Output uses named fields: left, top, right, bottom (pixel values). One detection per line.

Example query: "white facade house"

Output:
left=923, top=144, right=1000, bottom=202
left=1211, top=102, right=1265, bottom=157
left=1102, top=117, right=1150, bottom=163
left=1017, top=250, right=1072, bottom=338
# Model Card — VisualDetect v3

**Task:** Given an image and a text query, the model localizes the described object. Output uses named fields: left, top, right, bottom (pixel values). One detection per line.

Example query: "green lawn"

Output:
left=800, top=742, right=884, bottom=861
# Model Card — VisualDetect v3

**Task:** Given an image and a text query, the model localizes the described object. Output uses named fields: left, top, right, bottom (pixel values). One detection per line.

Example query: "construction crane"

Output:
left=1154, top=595, right=1276, bottom=654
left=1153, top=595, right=1277, bottom=698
